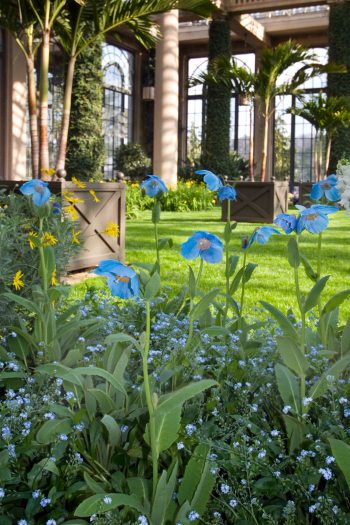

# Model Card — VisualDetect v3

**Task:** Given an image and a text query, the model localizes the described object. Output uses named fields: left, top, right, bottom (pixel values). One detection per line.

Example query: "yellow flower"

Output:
left=42, top=232, right=58, bottom=247
left=51, top=270, right=57, bottom=286
left=71, top=176, right=86, bottom=189
left=131, top=183, right=139, bottom=188
left=89, top=190, right=100, bottom=203
left=28, top=231, right=38, bottom=250
left=40, top=167, right=56, bottom=177
left=66, top=205, right=79, bottom=221
left=64, top=196, right=84, bottom=205
left=12, top=270, right=24, bottom=291
left=72, top=230, right=81, bottom=244
left=103, top=222, right=119, bottom=238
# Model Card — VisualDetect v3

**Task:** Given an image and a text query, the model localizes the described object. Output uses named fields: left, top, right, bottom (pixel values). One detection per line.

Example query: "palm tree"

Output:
left=288, top=93, right=350, bottom=181
left=0, top=0, right=214, bottom=178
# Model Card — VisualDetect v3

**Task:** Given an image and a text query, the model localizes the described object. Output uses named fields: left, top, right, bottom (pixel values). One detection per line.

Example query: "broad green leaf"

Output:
left=287, top=237, right=300, bottom=268
left=28, top=458, right=60, bottom=481
left=227, top=255, right=240, bottom=277
left=341, top=319, right=350, bottom=355
left=201, top=326, right=229, bottom=337
left=157, top=380, right=217, bottom=416
left=67, top=367, right=126, bottom=396
left=101, top=415, right=121, bottom=447
left=304, top=276, right=330, bottom=313
left=88, top=389, right=117, bottom=414
left=36, top=418, right=72, bottom=444
left=83, top=472, right=105, bottom=494
left=229, top=266, right=244, bottom=295
left=329, top=438, right=350, bottom=490
left=242, top=262, right=257, bottom=284
left=144, top=272, right=161, bottom=300
left=309, top=354, right=350, bottom=400
left=276, top=336, right=308, bottom=377
left=190, top=289, right=219, bottom=321
left=144, top=405, right=182, bottom=454
left=151, top=463, right=178, bottom=525
left=260, top=301, right=297, bottom=339
left=127, top=478, right=150, bottom=509
left=44, top=246, right=56, bottom=277
left=105, top=333, right=138, bottom=346
left=275, top=364, right=300, bottom=415
left=322, top=289, right=350, bottom=315
left=74, top=493, right=144, bottom=517
left=157, top=237, right=173, bottom=250
left=2, top=292, right=43, bottom=319
left=283, top=414, right=307, bottom=453
left=300, top=254, right=317, bottom=281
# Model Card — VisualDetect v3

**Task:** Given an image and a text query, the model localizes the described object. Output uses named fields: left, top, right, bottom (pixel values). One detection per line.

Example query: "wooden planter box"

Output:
left=298, top=182, right=313, bottom=206
left=221, top=180, right=289, bottom=223
left=0, top=180, right=126, bottom=271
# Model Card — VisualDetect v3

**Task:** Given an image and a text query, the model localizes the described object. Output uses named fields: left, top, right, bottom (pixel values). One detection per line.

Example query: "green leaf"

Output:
left=341, top=319, right=350, bottom=355
left=188, top=266, right=196, bottom=300
left=83, top=472, right=105, bottom=494
left=101, top=415, right=121, bottom=447
left=275, top=364, right=300, bottom=415
left=2, top=292, right=43, bottom=319
left=224, top=221, right=232, bottom=243
left=67, top=367, right=126, bottom=396
left=151, top=463, right=178, bottom=525
left=227, top=255, right=240, bottom=277
left=229, top=266, right=244, bottom=295
left=304, top=276, right=330, bottom=313
left=88, top=389, right=117, bottom=414
left=157, top=237, right=173, bottom=250
left=329, top=438, right=350, bottom=490
left=260, top=301, right=297, bottom=340
left=190, top=289, right=219, bottom=321
left=157, top=380, right=217, bottom=416
left=276, top=336, right=308, bottom=377
left=201, top=326, right=229, bottom=337
left=36, top=418, right=72, bottom=444
left=309, top=354, right=350, bottom=400
left=44, top=246, right=56, bottom=277
left=105, top=333, right=138, bottom=347
left=287, top=237, right=300, bottom=268
left=74, top=493, right=144, bottom=517
left=145, top=405, right=182, bottom=454
left=127, top=478, right=150, bottom=509
left=283, top=414, right=306, bottom=453
left=300, top=254, right=317, bottom=281
left=144, top=272, right=161, bottom=300
left=322, top=289, right=350, bottom=315
left=242, top=262, right=257, bottom=284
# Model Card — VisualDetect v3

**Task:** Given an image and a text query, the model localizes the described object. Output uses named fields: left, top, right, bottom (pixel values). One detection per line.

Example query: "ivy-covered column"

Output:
left=202, top=14, right=231, bottom=176
left=66, top=29, right=104, bottom=181
left=328, top=0, right=350, bottom=170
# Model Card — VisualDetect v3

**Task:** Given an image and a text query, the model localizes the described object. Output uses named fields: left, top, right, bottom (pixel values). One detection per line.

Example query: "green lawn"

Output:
left=82, top=207, right=350, bottom=321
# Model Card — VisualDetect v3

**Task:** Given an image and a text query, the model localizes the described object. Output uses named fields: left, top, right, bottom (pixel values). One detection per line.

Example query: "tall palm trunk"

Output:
left=249, top=101, right=254, bottom=181
left=325, top=135, right=332, bottom=177
left=26, top=52, right=39, bottom=178
left=313, top=130, right=319, bottom=182
left=39, top=2, right=51, bottom=179
left=55, top=54, right=77, bottom=173
left=260, top=100, right=270, bottom=183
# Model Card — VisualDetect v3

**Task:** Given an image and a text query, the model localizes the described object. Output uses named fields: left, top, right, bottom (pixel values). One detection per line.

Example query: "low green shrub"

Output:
left=114, top=143, right=151, bottom=181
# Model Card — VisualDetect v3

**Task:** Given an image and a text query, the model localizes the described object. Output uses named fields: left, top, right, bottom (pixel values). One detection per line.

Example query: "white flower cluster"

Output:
left=336, top=161, right=350, bottom=215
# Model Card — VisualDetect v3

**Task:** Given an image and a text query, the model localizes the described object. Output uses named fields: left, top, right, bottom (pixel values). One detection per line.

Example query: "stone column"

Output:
left=153, top=10, right=179, bottom=188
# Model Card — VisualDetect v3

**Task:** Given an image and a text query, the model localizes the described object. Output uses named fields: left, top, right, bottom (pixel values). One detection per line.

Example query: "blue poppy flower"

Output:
left=310, top=174, right=340, bottom=202
left=140, top=175, right=168, bottom=197
left=20, top=180, right=51, bottom=206
left=93, top=259, right=140, bottom=299
left=195, top=170, right=223, bottom=191
left=296, top=204, right=338, bottom=234
left=218, top=186, right=237, bottom=202
left=180, top=231, right=223, bottom=264
left=52, top=202, right=61, bottom=215
left=248, top=226, right=281, bottom=247
left=274, top=213, right=298, bottom=234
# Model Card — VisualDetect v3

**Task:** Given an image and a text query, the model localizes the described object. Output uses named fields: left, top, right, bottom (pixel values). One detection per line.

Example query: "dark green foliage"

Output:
left=114, top=143, right=152, bottom=180
left=328, top=1, right=350, bottom=170
left=202, top=17, right=231, bottom=176
left=66, top=28, right=104, bottom=181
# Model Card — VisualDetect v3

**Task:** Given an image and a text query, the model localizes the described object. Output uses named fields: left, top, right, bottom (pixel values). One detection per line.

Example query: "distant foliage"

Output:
left=114, top=143, right=152, bottom=181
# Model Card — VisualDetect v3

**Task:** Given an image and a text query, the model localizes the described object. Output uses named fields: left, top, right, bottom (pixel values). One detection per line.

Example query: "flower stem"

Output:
left=38, top=218, right=48, bottom=293
left=239, top=249, right=247, bottom=327
left=224, top=200, right=231, bottom=322
left=142, top=300, right=158, bottom=499
left=316, top=232, right=322, bottom=280
left=186, top=259, right=204, bottom=352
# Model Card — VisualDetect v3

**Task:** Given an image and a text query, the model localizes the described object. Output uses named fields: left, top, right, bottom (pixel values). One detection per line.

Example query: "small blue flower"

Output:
left=248, top=226, right=280, bottom=247
left=140, top=175, right=168, bottom=197
left=93, top=260, right=140, bottom=299
left=195, top=169, right=223, bottom=191
left=296, top=204, right=338, bottom=234
left=310, top=175, right=340, bottom=202
left=180, top=231, right=223, bottom=263
left=218, top=186, right=236, bottom=202
left=20, top=180, right=51, bottom=206
left=52, top=202, right=61, bottom=215
left=274, top=213, right=298, bottom=234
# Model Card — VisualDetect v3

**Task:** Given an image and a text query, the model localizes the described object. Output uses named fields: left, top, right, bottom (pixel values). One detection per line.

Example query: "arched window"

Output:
left=102, top=44, right=134, bottom=178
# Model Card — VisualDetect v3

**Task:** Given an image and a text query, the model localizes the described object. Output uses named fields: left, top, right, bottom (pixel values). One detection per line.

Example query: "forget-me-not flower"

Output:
left=310, top=174, right=340, bottom=202
left=248, top=226, right=280, bottom=247
left=20, top=180, right=51, bottom=206
left=274, top=213, right=298, bottom=234
left=140, top=175, right=168, bottom=197
left=93, top=260, right=140, bottom=299
left=296, top=204, right=338, bottom=234
left=218, top=185, right=236, bottom=202
left=195, top=169, right=223, bottom=191
left=181, top=231, right=223, bottom=263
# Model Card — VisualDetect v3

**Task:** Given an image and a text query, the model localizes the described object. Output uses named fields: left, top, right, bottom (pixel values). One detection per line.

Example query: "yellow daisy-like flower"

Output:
left=51, top=270, right=57, bottom=286
left=131, top=183, right=139, bottom=188
left=66, top=205, right=79, bottom=221
left=103, top=222, right=120, bottom=238
left=89, top=190, right=100, bottom=203
left=41, top=167, right=56, bottom=177
left=12, top=270, right=24, bottom=291
left=71, top=176, right=86, bottom=189
left=65, top=196, right=84, bottom=205
left=42, top=232, right=58, bottom=247
left=28, top=231, right=38, bottom=250
left=72, top=230, right=81, bottom=244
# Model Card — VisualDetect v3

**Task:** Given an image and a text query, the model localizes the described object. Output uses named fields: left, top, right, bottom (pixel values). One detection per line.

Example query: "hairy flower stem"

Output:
left=239, top=249, right=247, bottom=328
left=316, top=232, right=326, bottom=346
left=154, top=219, right=160, bottom=270
left=38, top=218, right=48, bottom=293
left=142, top=300, right=158, bottom=498
left=224, top=200, right=231, bottom=322
left=186, top=259, right=204, bottom=352
left=294, top=237, right=306, bottom=415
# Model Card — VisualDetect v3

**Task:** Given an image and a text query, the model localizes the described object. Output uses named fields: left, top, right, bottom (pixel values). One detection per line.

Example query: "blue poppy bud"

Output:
left=195, top=169, right=223, bottom=191
left=140, top=175, right=168, bottom=198
left=218, top=186, right=237, bottom=202
left=248, top=226, right=281, bottom=247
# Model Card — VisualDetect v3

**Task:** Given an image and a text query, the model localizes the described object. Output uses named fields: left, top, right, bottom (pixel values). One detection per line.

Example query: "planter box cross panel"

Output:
left=221, top=181, right=289, bottom=223
left=0, top=180, right=126, bottom=272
